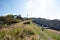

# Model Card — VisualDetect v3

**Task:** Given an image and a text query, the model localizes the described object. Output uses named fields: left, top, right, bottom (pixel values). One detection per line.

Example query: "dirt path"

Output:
left=47, top=29, right=60, bottom=34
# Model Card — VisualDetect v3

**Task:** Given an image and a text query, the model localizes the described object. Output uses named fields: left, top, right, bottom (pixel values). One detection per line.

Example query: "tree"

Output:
left=14, top=14, right=22, bottom=19
left=5, top=14, right=14, bottom=18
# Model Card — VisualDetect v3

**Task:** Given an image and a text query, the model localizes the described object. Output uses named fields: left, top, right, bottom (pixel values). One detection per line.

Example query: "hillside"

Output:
left=0, top=20, right=40, bottom=40
left=0, top=20, right=60, bottom=40
left=0, top=14, right=60, bottom=40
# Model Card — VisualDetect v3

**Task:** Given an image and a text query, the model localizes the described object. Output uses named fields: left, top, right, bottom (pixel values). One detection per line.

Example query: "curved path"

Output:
left=47, top=29, right=60, bottom=34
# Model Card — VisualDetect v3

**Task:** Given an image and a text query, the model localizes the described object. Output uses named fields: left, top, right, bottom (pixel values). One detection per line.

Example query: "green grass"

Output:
left=0, top=27, right=36, bottom=40
left=44, top=29, right=60, bottom=40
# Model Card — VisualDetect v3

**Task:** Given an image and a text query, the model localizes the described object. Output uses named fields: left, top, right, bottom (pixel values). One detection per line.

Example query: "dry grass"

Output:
left=0, top=21, right=40, bottom=40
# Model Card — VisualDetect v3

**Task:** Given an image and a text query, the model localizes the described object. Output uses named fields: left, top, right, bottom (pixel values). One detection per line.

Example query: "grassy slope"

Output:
left=0, top=20, right=40, bottom=40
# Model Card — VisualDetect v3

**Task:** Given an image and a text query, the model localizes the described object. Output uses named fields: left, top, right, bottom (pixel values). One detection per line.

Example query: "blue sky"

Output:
left=0, top=0, right=60, bottom=19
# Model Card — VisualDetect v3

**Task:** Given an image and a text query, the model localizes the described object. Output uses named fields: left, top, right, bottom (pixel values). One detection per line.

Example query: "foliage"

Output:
left=0, top=14, right=22, bottom=28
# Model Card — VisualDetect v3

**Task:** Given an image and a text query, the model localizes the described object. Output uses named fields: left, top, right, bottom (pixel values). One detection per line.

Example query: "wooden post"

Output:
left=42, top=25, right=44, bottom=31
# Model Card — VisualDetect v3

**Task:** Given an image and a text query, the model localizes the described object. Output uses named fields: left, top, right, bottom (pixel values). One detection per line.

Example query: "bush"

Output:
left=0, top=24, right=5, bottom=28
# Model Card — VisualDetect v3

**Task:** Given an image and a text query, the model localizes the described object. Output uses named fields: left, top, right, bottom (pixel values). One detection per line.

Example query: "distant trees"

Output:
left=14, top=14, right=22, bottom=19
left=33, top=18, right=60, bottom=30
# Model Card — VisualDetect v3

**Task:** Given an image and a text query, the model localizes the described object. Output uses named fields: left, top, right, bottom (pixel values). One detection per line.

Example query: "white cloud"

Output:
left=4, top=13, right=20, bottom=16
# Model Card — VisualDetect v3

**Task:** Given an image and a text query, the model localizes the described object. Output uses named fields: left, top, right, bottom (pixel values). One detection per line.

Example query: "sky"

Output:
left=0, top=0, right=60, bottom=19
